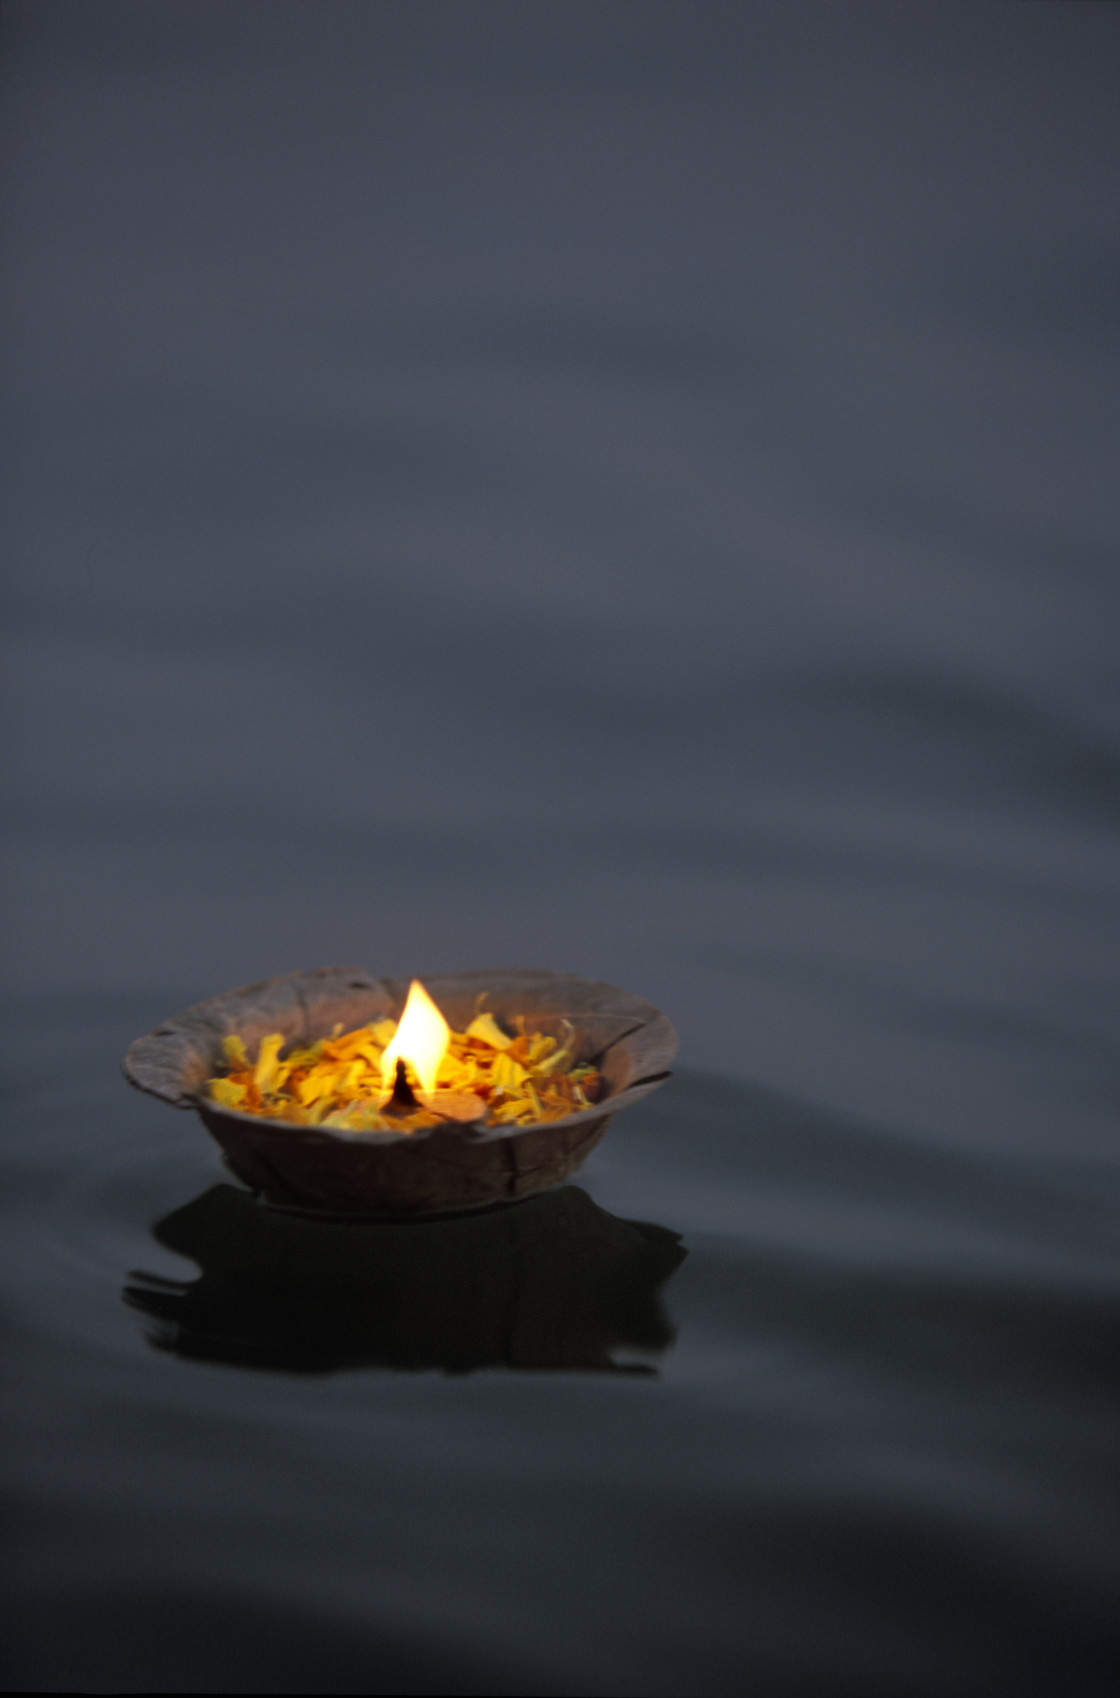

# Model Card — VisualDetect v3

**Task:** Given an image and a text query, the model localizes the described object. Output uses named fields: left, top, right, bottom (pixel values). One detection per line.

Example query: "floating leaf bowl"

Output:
left=123, top=967, right=677, bottom=1216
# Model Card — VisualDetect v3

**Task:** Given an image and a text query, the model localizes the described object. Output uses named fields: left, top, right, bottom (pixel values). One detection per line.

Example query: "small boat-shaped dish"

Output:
left=123, top=966, right=677, bottom=1216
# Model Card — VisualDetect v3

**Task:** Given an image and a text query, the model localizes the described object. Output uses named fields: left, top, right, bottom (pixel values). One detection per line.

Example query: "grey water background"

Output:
left=1, top=2, right=1118, bottom=1692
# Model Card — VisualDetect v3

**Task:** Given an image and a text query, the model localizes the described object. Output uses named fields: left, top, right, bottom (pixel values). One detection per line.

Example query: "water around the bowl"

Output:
left=1, top=998, right=1117, bottom=1696
left=3, top=4, right=1119, bottom=1692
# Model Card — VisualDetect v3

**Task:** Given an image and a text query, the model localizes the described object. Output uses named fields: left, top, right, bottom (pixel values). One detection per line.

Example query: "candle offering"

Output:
left=123, top=967, right=677, bottom=1216
left=204, top=978, right=605, bottom=1133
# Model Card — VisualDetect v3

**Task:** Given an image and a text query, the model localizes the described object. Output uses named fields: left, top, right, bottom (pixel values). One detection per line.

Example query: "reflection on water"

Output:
left=124, top=1184, right=686, bottom=1376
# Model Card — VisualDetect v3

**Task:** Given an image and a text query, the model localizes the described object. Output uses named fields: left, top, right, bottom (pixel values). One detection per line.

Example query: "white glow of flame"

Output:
left=380, top=979, right=450, bottom=1096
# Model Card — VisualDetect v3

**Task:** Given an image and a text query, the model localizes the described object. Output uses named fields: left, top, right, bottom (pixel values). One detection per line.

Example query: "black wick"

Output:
left=387, top=1057, right=421, bottom=1111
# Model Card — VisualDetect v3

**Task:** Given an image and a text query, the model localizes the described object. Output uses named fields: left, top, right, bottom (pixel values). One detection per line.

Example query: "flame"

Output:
left=380, top=979, right=450, bottom=1096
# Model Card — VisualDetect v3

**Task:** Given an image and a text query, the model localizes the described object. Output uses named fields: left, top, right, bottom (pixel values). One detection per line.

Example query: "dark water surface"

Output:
left=4, top=1003, right=1118, bottom=1695
left=2, top=4, right=1119, bottom=1693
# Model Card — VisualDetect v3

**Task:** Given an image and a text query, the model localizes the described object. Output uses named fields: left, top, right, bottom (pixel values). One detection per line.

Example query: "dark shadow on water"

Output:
left=123, top=1184, right=686, bottom=1376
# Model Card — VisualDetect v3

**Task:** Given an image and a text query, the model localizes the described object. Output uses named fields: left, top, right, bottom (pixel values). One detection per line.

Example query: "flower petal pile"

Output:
left=204, top=1011, right=602, bottom=1132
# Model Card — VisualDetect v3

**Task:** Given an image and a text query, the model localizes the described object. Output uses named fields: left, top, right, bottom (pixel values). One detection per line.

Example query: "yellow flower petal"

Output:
left=490, top=1052, right=528, bottom=1096
left=466, top=1012, right=512, bottom=1050
left=209, top=1076, right=247, bottom=1109
left=221, top=1033, right=249, bottom=1069
left=253, top=1033, right=286, bottom=1095
left=536, top=1046, right=571, bottom=1075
